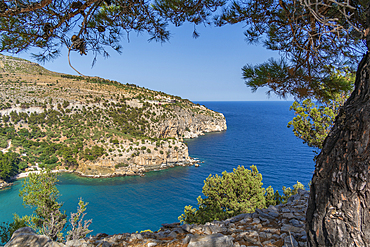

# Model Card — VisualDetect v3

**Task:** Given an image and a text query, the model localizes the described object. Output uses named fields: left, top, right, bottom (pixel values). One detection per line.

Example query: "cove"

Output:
left=0, top=101, right=315, bottom=235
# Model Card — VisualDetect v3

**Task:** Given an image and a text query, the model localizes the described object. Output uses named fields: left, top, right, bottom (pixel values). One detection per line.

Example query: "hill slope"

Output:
left=0, top=54, right=226, bottom=180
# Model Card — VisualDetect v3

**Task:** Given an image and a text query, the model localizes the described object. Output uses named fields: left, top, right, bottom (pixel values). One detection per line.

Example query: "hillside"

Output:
left=0, top=54, right=226, bottom=182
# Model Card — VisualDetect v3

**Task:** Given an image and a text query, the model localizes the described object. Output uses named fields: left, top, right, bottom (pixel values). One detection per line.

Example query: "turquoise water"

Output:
left=0, top=101, right=315, bottom=235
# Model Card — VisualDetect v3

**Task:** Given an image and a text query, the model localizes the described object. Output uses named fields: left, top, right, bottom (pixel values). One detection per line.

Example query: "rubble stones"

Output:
left=5, top=189, right=310, bottom=247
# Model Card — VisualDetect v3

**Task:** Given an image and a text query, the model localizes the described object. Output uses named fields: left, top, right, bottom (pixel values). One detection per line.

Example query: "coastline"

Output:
left=0, top=158, right=200, bottom=190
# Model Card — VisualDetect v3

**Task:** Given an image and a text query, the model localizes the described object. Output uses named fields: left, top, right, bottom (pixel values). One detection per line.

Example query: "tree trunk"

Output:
left=306, top=53, right=370, bottom=246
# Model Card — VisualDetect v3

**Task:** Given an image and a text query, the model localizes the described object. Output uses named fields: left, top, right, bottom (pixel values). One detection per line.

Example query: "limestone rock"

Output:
left=4, top=227, right=63, bottom=247
left=187, top=233, right=234, bottom=247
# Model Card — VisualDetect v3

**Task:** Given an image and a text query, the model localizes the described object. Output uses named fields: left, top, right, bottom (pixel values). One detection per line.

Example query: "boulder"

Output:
left=187, top=233, right=234, bottom=247
left=4, top=227, right=64, bottom=247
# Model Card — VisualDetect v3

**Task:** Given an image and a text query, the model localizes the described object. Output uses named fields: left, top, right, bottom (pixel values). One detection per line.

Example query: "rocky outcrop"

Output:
left=4, top=227, right=64, bottom=247
left=156, top=105, right=227, bottom=139
left=0, top=179, right=12, bottom=190
left=5, top=190, right=309, bottom=247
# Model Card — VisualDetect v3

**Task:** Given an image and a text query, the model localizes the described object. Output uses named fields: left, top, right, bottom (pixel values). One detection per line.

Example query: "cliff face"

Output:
left=0, top=54, right=227, bottom=178
left=157, top=105, right=227, bottom=139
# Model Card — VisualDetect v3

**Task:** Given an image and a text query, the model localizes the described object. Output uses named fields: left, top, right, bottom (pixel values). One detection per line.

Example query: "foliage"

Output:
left=214, top=0, right=367, bottom=101
left=65, top=199, right=92, bottom=241
left=281, top=181, right=305, bottom=203
left=0, top=217, right=27, bottom=245
left=18, top=169, right=66, bottom=241
left=288, top=99, right=338, bottom=150
left=179, top=166, right=305, bottom=224
left=288, top=70, right=355, bottom=149
left=264, top=185, right=282, bottom=207
left=2, top=170, right=92, bottom=244
left=178, top=165, right=266, bottom=224
left=0, top=0, right=224, bottom=65
left=0, top=151, right=20, bottom=180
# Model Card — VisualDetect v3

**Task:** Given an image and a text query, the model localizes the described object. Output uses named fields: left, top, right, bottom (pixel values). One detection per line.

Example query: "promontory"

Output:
left=0, top=54, right=226, bottom=186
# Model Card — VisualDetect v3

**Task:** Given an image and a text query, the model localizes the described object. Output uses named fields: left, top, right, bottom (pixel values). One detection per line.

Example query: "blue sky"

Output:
left=6, top=23, right=290, bottom=101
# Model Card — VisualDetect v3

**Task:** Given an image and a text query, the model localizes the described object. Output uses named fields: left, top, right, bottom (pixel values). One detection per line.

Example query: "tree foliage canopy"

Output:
left=179, top=165, right=266, bottom=224
left=215, top=0, right=368, bottom=100
left=0, top=151, right=20, bottom=180
left=178, top=165, right=305, bottom=224
left=288, top=69, right=355, bottom=149
left=0, top=0, right=223, bottom=64
left=9, top=170, right=92, bottom=243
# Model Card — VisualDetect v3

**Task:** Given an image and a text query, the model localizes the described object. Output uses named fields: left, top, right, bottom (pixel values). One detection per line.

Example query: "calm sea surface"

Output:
left=0, top=101, right=315, bottom=235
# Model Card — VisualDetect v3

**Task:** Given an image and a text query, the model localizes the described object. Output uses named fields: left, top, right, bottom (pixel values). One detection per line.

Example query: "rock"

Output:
left=4, top=227, right=60, bottom=247
left=181, top=224, right=191, bottom=232
left=290, top=219, right=304, bottom=227
left=281, top=224, right=303, bottom=233
left=229, top=213, right=249, bottom=223
left=252, top=218, right=260, bottom=224
left=95, top=233, right=109, bottom=239
left=284, top=235, right=299, bottom=247
left=203, top=226, right=212, bottom=235
left=267, top=211, right=280, bottom=218
left=96, top=241, right=111, bottom=247
left=167, top=231, right=177, bottom=239
left=281, top=208, right=291, bottom=213
left=65, top=239, right=93, bottom=247
left=187, top=233, right=234, bottom=247
left=182, top=234, right=193, bottom=244
left=282, top=212, right=295, bottom=218
left=161, top=222, right=180, bottom=228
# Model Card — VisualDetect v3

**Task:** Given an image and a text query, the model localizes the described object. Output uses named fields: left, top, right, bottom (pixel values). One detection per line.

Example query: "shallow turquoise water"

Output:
left=0, top=101, right=315, bottom=235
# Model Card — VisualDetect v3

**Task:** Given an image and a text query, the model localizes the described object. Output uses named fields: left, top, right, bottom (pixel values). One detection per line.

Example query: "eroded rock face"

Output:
left=6, top=190, right=310, bottom=247
left=156, top=106, right=227, bottom=139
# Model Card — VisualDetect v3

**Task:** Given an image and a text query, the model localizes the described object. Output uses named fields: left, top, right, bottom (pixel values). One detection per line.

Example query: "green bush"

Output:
left=179, top=165, right=305, bottom=224
left=115, top=163, right=128, bottom=169
left=179, top=165, right=266, bottom=224
left=0, top=152, right=20, bottom=180
left=2, top=170, right=92, bottom=244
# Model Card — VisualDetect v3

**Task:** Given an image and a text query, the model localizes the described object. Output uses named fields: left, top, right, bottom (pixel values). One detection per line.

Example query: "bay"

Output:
left=0, top=101, right=315, bottom=235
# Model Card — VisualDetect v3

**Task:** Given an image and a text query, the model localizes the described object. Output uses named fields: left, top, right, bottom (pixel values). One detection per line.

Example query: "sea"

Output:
left=0, top=101, right=316, bottom=235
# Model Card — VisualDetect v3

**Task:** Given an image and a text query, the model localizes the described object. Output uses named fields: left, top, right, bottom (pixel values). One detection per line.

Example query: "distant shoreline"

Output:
left=0, top=158, right=201, bottom=190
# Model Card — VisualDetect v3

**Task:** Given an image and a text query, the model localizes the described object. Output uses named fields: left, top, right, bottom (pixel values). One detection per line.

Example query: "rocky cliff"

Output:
left=0, top=54, right=226, bottom=179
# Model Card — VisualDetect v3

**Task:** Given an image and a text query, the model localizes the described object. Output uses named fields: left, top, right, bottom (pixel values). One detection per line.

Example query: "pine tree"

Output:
left=214, top=0, right=370, bottom=245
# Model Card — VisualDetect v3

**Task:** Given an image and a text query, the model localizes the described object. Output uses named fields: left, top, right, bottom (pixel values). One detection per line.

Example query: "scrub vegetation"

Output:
left=0, top=54, right=223, bottom=180
left=179, top=165, right=304, bottom=224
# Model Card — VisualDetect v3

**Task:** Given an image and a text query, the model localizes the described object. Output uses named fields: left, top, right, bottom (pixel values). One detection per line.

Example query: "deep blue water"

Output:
left=0, top=101, right=315, bottom=235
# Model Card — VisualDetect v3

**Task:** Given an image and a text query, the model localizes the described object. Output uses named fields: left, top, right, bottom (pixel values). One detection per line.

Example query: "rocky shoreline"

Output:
left=3, top=189, right=309, bottom=247
left=66, top=158, right=200, bottom=178
left=0, top=158, right=201, bottom=190
left=0, top=180, right=12, bottom=190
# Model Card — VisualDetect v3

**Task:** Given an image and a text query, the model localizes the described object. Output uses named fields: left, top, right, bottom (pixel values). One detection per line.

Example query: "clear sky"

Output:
left=5, top=23, right=291, bottom=101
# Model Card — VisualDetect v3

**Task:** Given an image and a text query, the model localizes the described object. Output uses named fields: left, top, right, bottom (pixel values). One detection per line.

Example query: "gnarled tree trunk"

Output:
left=306, top=53, right=370, bottom=246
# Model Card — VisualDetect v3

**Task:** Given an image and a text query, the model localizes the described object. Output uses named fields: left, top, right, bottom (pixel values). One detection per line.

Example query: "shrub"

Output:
left=178, top=165, right=266, bottom=224
left=115, top=163, right=128, bottom=169
left=179, top=166, right=306, bottom=225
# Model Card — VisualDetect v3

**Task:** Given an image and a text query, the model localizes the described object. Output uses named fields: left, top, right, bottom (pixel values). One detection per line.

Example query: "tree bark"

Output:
left=306, top=53, right=370, bottom=246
